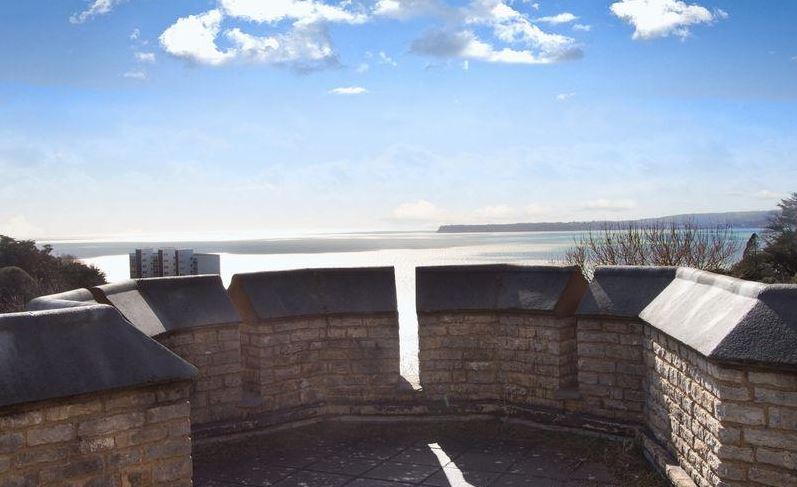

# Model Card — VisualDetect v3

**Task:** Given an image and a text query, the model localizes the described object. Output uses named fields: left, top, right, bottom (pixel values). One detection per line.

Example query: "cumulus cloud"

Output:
left=227, top=24, right=339, bottom=72
left=157, top=0, right=584, bottom=70
left=328, top=86, right=368, bottom=95
left=160, top=9, right=235, bottom=66
left=610, top=0, right=726, bottom=40
left=581, top=199, right=637, bottom=211
left=572, top=23, right=592, bottom=32
left=69, top=0, right=125, bottom=24
left=555, top=92, right=575, bottom=101
left=219, top=0, right=367, bottom=25
left=123, top=70, right=147, bottom=80
left=392, top=200, right=450, bottom=222
left=134, top=52, right=156, bottom=63
left=535, top=12, right=578, bottom=24
left=411, top=28, right=574, bottom=65
left=373, top=0, right=446, bottom=19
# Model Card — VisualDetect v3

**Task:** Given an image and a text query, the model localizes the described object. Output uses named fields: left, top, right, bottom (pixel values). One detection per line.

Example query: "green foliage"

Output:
left=731, top=193, right=797, bottom=283
left=0, top=235, right=107, bottom=312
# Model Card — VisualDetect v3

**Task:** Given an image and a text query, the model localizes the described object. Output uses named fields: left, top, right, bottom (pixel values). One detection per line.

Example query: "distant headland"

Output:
left=437, top=210, right=775, bottom=233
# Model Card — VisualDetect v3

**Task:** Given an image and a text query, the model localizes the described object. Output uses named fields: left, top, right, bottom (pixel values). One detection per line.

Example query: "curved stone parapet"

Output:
left=226, top=268, right=408, bottom=429
left=94, top=275, right=240, bottom=337
left=0, top=305, right=197, bottom=408
left=573, top=266, right=677, bottom=423
left=94, top=275, right=243, bottom=424
left=228, top=267, right=397, bottom=321
left=640, top=268, right=797, bottom=368
left=25, top=288, right=98, bottom=310
left=416, top=264, right=588, bottom=316
left=577, top=265, right=677, bottom=319
left=417, top=265, right=588, bottom=411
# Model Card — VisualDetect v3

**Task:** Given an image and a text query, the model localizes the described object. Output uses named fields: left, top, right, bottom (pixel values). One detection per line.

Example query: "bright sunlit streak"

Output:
left=428, top=443, right=475, bottom=487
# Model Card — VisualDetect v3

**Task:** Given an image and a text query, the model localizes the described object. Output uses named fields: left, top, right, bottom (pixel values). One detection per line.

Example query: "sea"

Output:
left=43, top=229, right=758, bottom=381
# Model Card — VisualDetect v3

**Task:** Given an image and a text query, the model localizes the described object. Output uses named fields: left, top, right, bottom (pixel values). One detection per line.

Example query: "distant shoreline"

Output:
left=437, top=210, right=775, bottom=233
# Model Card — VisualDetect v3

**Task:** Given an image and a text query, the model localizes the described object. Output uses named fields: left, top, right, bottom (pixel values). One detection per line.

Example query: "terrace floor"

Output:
left=193, top=420, right=664, bottom=487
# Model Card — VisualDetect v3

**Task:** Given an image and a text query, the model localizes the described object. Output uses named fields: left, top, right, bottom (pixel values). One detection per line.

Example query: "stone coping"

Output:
left=0, top=305, right=197, bottom=408
left=25, top=288, right=98, bottom=311
left=93, top=274, right=240, bottom=338
left=228, top=267, right=398, bottom=322
left=576, top=266, right=677, bottom=319
left=416, top=264, right=588, bottom=316
left=640, top=267, right=797, bottom=368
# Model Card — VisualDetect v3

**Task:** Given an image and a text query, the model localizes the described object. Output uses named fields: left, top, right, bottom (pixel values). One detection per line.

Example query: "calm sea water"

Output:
left=45, top=229, right=757, bottom=382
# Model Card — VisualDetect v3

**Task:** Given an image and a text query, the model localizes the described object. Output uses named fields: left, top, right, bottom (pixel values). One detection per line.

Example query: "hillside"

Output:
left=437, top=210, right=776, bottom=233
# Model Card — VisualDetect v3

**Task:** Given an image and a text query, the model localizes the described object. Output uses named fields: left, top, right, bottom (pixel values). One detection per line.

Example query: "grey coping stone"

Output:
left=93, top=275, right=240, bottom=338
left=640, top=268, right=797, bottom=368
left=228, top=267, right=398, bottom=321
left=26, top=288, right=98, bottom=311
left=576, top=266, right=677, bottom=319
left=415, top=265, right=588, bottom=316
left=0, top=305, right=197, bottom=408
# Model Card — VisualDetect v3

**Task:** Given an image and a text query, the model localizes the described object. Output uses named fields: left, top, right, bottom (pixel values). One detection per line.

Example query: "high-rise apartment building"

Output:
left=129, top=248, right=220, bottom=278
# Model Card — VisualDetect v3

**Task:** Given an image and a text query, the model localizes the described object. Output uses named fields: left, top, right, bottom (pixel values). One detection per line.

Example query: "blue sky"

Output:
left=1, top=0, right=796, bottom=239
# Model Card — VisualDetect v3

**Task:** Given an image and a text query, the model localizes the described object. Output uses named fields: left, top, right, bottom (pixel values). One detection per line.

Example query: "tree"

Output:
left=562, top=221, right=740, bottom=278
left=731, top=193, right=797, bottom=283
left=0, top=235, right=107, bottom=313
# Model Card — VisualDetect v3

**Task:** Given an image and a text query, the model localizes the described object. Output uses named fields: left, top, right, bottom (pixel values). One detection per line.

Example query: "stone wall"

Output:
left=92, top=275, right=243, bottom=425
left=574, top=318, right=646, bottom=422
left=0, top=383, right=192, bottom=487
left=574, top=267, right=677, bottom=423
left=8, top=264, right=797, bottom=487
left=228, top=268, right=409, bottom=421
left=0, top=305, right=197, bottom=487
left=157, top=325, right=242, bottom=425
left=417, top=265, right=587, bottom=411
left=640, top=268, right=797, bottom=487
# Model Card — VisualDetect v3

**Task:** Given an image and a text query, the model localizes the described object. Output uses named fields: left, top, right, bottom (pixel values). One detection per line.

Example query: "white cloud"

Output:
left=135, top=52, right=156, bottom=63
left=130, top=28, right=141, bottom=40
left=379, top=51, right=398, bottom=66
left=555, top=92, right=575, bottom=101
left=1, top=216, right=43, bottom=239
left=392, top=200, right=450, bottom=222
left=219, top=0, right=367, bottom=25
left=69, top=0, right=124, bottom=24
left=373, top=0, right=445, bottom=19
left=582, top=198, right=637, bottom=211
left=411, top=29, right=571, bottom=65
left=573, top=23, right=591, bottom=32
left=227, top=24, right=338, bottom=71
left=355, top=62, right=370, bottom=73
left=791, top=55, right=797, bottom=62
left=610, top=0, right=726, bottom=40
left=329, top=86, right=368, bottom=95
left=461, top=60, right=470, bottom=70
left=472, top=204, right=517, bottom=221
left=123, top=70, right=147, bottom=80
left=524, top=203, right=550, bottom=217
left=753, top=190, right=783, bottom=200
left=160, top=10, right=236, bottom=66
left=535, top=12, right=578, bottom=24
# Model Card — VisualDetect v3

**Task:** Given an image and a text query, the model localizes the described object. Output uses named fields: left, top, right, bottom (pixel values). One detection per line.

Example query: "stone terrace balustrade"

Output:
left=2, top=264, right=796, bottom=487
left=416, top=265, right=588, bottom=413
left=227, top=267, right=416, bottom=431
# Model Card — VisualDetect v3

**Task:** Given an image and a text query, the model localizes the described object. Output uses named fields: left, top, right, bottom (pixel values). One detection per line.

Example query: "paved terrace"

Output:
left=193, top=420, right=664, bottom=487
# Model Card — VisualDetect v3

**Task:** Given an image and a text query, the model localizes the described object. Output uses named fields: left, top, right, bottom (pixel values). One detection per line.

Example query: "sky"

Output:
left=1, top=0, right=796, bottom=239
